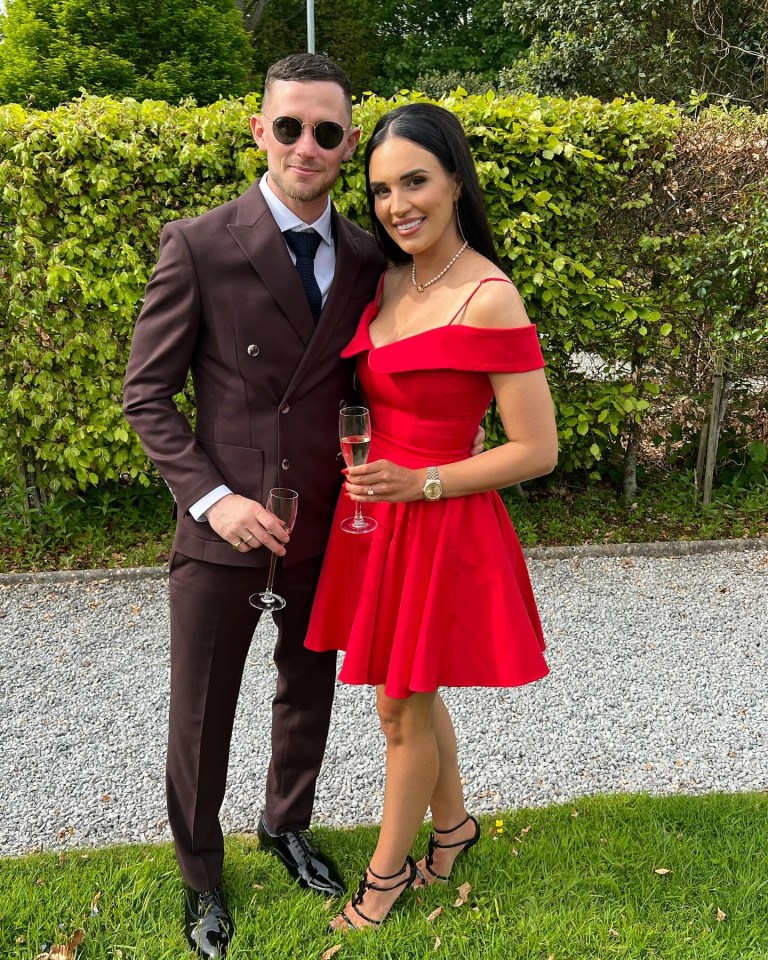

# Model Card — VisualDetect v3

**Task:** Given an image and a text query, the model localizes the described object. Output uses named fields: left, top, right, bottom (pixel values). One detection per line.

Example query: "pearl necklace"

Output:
left=411, top=241, right=469, bottom=293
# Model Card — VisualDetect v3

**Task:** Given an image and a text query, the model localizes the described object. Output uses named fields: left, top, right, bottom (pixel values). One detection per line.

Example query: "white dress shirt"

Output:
left=259, top=175, right=335, bottom=304
left=190, top=176, right=337, bottom=521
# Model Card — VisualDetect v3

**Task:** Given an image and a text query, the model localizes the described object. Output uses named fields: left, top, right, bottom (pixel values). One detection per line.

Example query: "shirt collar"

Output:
left=259, top=175, right=334, bottom=246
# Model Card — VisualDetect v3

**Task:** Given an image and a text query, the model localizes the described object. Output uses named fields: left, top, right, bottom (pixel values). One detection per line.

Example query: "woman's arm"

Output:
left=344, top=279, right=558, bottom=502
left=345, top=367, right=557, bottom=502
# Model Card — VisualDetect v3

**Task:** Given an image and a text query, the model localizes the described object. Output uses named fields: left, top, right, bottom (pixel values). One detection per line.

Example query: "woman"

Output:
left=304, top=102, right=558, bottom=931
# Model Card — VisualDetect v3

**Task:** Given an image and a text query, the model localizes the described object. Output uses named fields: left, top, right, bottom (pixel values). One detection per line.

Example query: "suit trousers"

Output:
left=166, top=550, right=337, bottom=891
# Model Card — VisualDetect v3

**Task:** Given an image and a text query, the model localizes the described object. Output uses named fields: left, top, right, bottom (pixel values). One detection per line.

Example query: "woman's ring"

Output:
left=367, top=486, right=374, bottom=496
left=231, top=540, right=242, bottom=549
left=243, top=534, right=255, bottom=544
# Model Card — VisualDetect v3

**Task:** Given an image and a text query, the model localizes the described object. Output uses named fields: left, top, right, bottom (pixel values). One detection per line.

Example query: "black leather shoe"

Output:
left=183, top=884, right=234, bottom=958
left=257, top=814, right=345, bottom=896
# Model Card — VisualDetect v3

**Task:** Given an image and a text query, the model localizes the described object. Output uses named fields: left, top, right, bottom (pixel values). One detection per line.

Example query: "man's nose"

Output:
left=294, top=125, right=320, bottom=157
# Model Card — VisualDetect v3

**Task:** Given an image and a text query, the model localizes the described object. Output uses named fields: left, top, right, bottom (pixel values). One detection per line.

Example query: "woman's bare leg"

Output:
left=331, top=687, right=438, bottom=930
left=413, top=693, right=477, bottom=885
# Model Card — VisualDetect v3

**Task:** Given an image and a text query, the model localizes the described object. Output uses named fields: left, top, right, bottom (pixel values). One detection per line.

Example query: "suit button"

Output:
left=280, top=403, right=290, bottom=414
left=336, top=452, right=344, bottom=461
left=247, top=344, right=260, bottom=357
left=281, top=458, right=290, bottom=470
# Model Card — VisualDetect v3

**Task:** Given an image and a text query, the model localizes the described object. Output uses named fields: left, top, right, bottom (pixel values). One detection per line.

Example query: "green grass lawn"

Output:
left=2, top=793, right=767, bottom=959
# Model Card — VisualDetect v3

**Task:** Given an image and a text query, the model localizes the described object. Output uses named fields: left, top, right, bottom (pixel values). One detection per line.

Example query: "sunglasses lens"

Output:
left=270, top=117, right=346, bottom=149
left=315, top=121, right=345, bottom=149
left=272, top=116, right=303, bottom=144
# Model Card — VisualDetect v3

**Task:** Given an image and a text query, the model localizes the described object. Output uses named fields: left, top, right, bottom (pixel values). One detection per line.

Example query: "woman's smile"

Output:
left=394, top=217, right=425, bottom=235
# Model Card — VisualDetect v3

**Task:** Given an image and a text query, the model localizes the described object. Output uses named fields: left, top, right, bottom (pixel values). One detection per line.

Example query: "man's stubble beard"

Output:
left=270, top=168, right=337, bottom=205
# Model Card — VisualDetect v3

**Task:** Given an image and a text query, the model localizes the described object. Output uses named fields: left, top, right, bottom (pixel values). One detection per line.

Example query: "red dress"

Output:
left=304, top=279, right=549, bottom=699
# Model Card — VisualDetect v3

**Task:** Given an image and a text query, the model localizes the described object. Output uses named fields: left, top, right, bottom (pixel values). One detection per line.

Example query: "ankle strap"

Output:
left=368, top=856, right=414, bottom=884
left=432, top=813, right=472, bottom=835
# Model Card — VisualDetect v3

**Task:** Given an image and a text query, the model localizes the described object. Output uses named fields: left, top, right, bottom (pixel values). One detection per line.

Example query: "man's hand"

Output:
left=206, top=494, right=290, bottom=554
left=471, top=424, right=486, bottom=456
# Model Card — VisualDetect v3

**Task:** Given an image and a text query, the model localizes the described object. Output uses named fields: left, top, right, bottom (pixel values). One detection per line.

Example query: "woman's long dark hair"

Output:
left=364, top=102, right=500, bottom=267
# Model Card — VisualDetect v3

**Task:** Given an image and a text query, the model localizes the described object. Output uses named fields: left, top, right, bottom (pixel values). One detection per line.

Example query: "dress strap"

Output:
left=447, top=277, right=513, bottom=326
left=373, top=271, right=387, bottom=308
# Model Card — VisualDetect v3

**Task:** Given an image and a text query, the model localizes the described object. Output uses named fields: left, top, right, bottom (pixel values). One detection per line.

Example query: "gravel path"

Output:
left=1, top=548, right=766, bottom=858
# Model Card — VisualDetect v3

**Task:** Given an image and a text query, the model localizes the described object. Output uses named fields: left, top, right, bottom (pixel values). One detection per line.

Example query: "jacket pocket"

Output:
left=191, top=439, right=266, bottom=540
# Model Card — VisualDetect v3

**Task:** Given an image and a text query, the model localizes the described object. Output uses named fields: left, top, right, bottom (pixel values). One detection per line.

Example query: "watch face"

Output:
left=424, top=481, right=442, bottom=500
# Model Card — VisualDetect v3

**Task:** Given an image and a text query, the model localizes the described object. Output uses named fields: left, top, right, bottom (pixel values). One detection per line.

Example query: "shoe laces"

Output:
left=290, top=828, right=317, bottom=858
left=197, top=887, right=223, bottom=910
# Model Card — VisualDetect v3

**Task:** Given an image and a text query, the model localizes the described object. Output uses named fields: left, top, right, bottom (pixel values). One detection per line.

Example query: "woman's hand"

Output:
left=345, top=460, right=424, bottom=503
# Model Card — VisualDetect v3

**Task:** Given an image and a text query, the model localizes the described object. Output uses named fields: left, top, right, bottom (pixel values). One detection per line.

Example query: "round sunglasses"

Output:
left=262, top=114, right=351, bottom=151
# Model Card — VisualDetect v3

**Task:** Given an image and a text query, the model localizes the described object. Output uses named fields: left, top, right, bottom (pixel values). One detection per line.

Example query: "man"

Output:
left=123, top=54, right=385, bottom=958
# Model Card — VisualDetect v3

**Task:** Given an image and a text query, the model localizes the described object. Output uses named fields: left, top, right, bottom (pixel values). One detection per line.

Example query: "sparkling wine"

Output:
left=339, top=405, right=377, bottom=534
left=340, top=435, right=370, bottom=468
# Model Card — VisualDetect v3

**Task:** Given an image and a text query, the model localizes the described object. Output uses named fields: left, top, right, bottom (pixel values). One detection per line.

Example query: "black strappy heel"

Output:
left=419, top=813, right=481, bottom=882
left=333, top=856, right=417, bottom=931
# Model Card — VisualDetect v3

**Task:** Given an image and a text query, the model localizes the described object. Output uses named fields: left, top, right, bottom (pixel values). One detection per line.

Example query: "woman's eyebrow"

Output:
left=370, top=168, right=429, bottom=190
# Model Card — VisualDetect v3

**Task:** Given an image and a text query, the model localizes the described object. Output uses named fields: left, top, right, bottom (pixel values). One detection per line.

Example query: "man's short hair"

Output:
left=264, top=54, right=353, bottom=112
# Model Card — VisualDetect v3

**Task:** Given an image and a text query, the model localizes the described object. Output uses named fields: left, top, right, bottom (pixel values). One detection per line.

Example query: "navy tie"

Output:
left=284, top=229, right=323, bottom=322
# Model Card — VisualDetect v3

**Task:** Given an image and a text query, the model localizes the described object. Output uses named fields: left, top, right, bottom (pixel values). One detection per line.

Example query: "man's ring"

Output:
left=232, top=539, right=242, bottom=549
left=243, top=534, right=255, bottom=544
left=367, top=486, right=374, bottom=496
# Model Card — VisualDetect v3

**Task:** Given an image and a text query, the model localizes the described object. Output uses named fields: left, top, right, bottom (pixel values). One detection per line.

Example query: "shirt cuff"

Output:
left=190, top=485, right=233, bottom=521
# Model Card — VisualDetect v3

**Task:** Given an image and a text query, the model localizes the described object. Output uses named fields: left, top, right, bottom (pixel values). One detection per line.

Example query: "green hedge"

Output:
left=0, top=95, right=262, bottom=494
left=2, top=90, right=762, bottom=500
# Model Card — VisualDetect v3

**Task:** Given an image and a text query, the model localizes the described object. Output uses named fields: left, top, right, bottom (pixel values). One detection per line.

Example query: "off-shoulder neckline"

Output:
left=368, top=319, right=534, bottom=352
left=367, top=274, right=525, bottom=351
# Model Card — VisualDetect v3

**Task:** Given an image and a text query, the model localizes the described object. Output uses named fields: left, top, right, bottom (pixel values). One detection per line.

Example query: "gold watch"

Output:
left=422, top=466, right=443, bottom=501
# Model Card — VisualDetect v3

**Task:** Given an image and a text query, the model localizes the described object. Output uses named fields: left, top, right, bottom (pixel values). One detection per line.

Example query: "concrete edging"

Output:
left=1, top=537, right=766, bottom=586
left=523, top=536, right=768, bottom=561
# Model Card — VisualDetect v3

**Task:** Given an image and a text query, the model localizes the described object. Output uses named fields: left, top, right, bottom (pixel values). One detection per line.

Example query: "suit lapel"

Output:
left=281, top=209, right=363, bottom=402
left=310, top=212, right=363, bottom=360
left=226, top=182, right=316, bottom=346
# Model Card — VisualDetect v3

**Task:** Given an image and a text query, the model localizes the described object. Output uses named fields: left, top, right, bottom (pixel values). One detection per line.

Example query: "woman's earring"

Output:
left=455, top=200, right=467, bottom=244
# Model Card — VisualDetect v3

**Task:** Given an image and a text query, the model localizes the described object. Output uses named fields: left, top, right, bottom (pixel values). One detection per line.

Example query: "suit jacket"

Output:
left=123, top=180, right=385, bottom=568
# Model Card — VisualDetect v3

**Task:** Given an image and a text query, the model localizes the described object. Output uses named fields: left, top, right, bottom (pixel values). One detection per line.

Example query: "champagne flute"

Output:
left=339, top=405, right=378, bottom=534
left=249, top=488, right=299, bottom=611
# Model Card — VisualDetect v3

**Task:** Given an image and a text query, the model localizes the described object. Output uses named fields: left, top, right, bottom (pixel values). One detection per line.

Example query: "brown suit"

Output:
left=123, top=180, right=384, bottom=890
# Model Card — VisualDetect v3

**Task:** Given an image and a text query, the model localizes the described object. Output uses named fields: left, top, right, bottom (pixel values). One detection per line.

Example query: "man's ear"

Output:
left=342, top=126, right=362, bottom=163
left=250, top=114, right=267, bottom=149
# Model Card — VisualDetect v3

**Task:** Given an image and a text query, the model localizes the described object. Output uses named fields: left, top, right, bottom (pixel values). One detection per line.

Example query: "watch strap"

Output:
left=423, top=465, right=442, bottom=500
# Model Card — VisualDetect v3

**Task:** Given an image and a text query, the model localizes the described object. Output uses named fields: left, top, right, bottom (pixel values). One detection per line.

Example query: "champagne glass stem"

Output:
left=263, top=552, right=278, bottom=600
left=353, top=501, right=365, bottom=527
